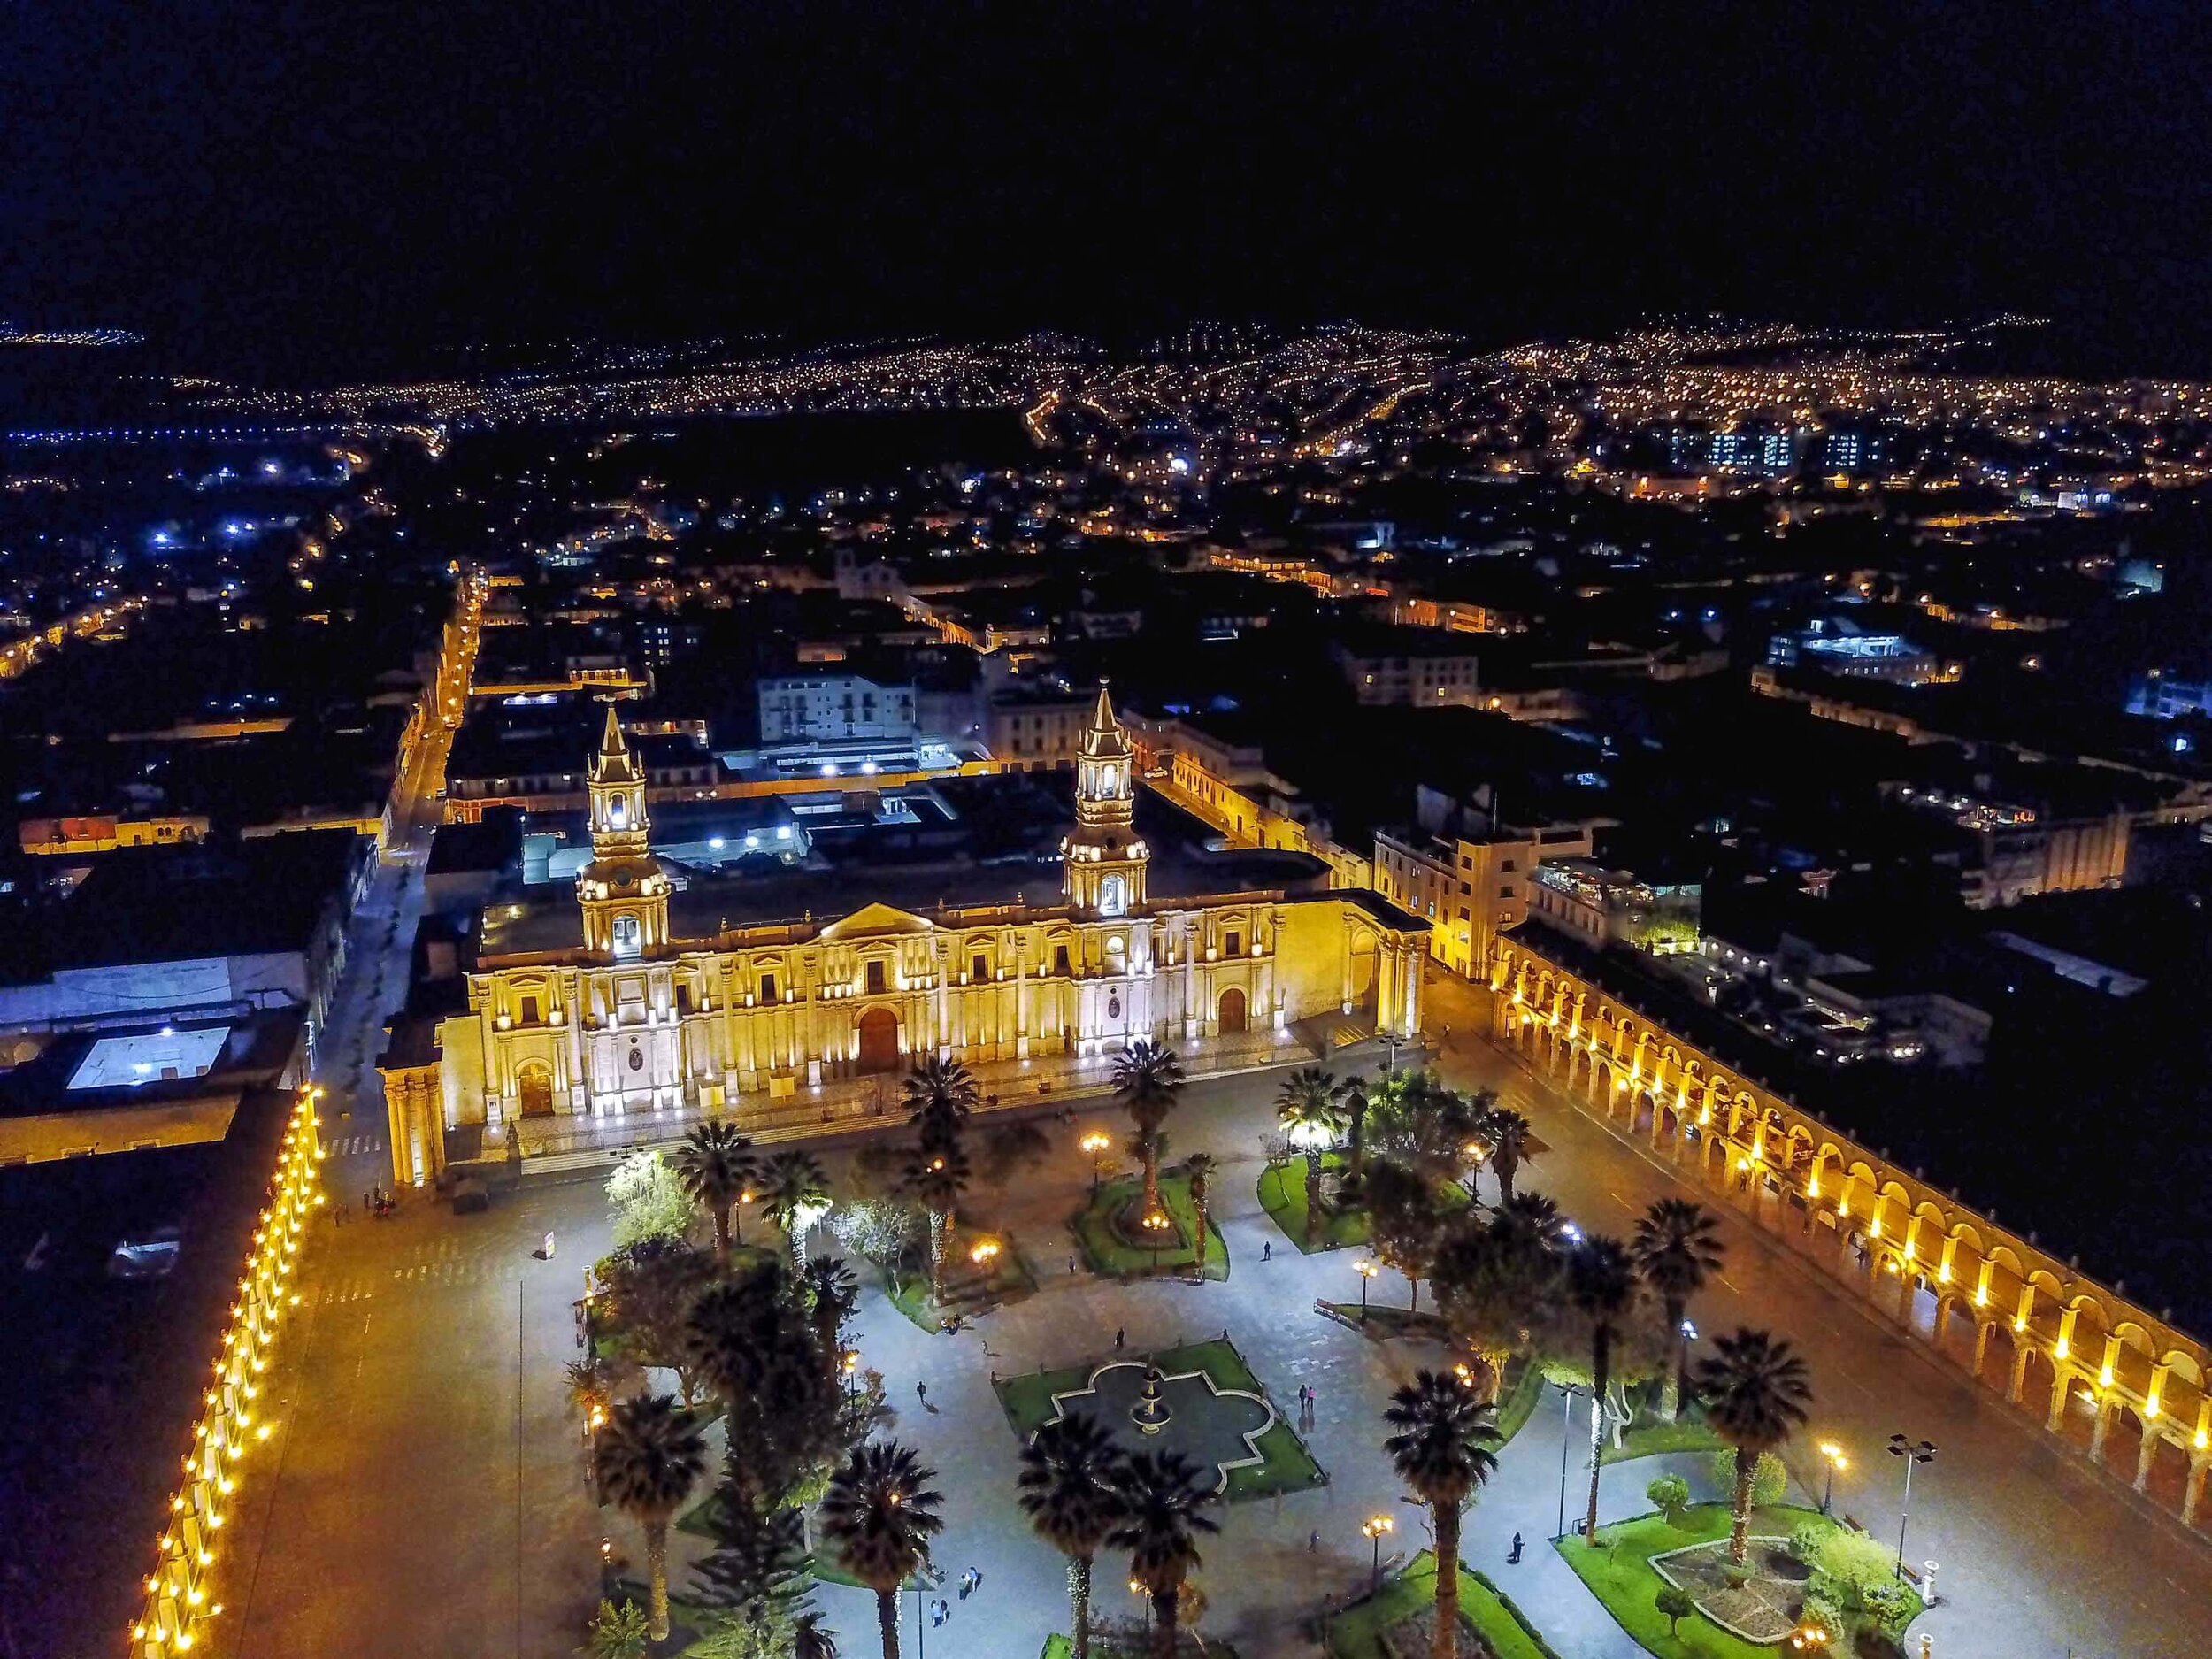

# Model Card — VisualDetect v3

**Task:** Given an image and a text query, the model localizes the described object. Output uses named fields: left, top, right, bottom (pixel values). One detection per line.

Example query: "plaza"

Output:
left=215, top=959, right=2212, bottom=1658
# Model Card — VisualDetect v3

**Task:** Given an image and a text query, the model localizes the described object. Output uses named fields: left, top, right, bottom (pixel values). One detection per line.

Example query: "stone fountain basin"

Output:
left=1044, top=1360, right=1275, bottom=1493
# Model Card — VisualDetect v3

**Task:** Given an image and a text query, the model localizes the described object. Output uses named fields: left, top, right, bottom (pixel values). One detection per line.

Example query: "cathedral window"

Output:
left=760, top=972, right=779, bottom=1003
left=972, top=953, right=988, bottom=983
left=1225, top=929, right=1243, bottom=957
left=1053, top=944, right=1071, bottom=977
left=865, top=959, right=887, bottom=995
left=518, top=995, right=541, bottom=1025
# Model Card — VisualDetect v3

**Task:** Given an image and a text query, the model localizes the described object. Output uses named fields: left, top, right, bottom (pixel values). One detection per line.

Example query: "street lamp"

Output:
left=1886, top=1434, right=1936, bottom=1580
left=1129, top=1577, right=1153, bottom=1637
left=969, top=1237, right=1002, bottom=1280
left=1354, top=1258, right=1379, bottom=1316
left=1553, top=1382, right=1588, bottom=1540
left=842, top=1348, right=860, bottom=1402
left=1362, top=1513, right=1394, bottom=1595
left=1788, top=1623, right=1831, bottom=1652
left=1141, top=1209, right=1171, bottom=1275
left=1081, top=1130, right=1112, bottom=1196
left=1816, top=1440, right=1847, bottom=1517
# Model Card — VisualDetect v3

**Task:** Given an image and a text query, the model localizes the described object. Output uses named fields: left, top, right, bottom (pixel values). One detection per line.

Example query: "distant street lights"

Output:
left=1355, top=1258, right=1379, bottom=1316
left=1817, top=1440, right=1847, bottom=1517
left=1081, top=1131, right=1112, bottom=1196
left=1362, top=1513, right=1394, bottom=1595
left=1887, top=1434, right=1936, bottom=1580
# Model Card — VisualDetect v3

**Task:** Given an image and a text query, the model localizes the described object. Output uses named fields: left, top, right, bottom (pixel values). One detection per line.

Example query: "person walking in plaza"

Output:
left=1114, top=1327, right=1125, bottom=1351
left=916, top=1380, right=928, bottom=1407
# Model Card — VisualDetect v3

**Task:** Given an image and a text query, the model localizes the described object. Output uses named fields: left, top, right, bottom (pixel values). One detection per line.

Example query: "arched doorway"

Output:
left=1217, top=987, right=1248, bottom=1034
left=516, top=1062, right=556, bottom=1117
left=856, top=1006, right=901, bottom=1074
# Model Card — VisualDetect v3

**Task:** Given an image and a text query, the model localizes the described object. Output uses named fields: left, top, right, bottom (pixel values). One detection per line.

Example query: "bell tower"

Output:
left=577, top=703, right=669, bottom=958
left=1063, top=683, right=1148, bottom=917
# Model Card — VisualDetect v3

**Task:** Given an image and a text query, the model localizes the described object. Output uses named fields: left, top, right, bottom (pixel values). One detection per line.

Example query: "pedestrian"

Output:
left=362, top=1190, right=372, bottom=1213
left=931, top=1601, right=945, bottom=1628
left=917, top=1380, right=928, bottom=1405
left=958, top=1575, right=971, bottom=1601
left=1308, top=1529, right=1320, bottom=1553
left=970, top=1568, right=982, bottom=1593
left=1069, top=1253, right=1078, bottom=1276
left=1263, top=1240, right=1272, bottom=1262
left=1114, top=1328, right=1125, bottom=1351
left=1509, top=1531, right=1524, bottom=1563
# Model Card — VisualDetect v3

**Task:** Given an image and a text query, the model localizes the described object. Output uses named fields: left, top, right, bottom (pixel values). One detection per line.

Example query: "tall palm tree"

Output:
left=1631, top=1198, right=1726, bottom=1421
left=1481, top=1106, right=1535, bottom=1204
left=1694, top=1327, right=1812, bottom=1565
left=1337, top=1075, right=1371, bottom=1192
left=1383, top=1371, right=1501, bottom=1659
left=821, top=1440, right=945, bottom=1659
left=901, top=1140, right=972, bottom=1303
left=676, top=1120, right=757, bottom=1263
left=1491, top=1189, right=1565, bottom=1249
left=902, top=1055, right=979, bottom=1148
left=1275, top=1067, right=1345, bottom=1247
left=597, top=1392, right=708, bottom=1641
left=1018, top=1413, right=1126, bottom=1659
left=1183, top=1153, right=1218, bottom=1280
left=1112, top=1041, right=1186, bottom=1214
left=802, top=1255, right=860, bottom=1361
left=760, top=1150, right=831, bottom=1256
left=1568, top=1234, right=1638, bottom=1542
left=1109, top=1449, right=1220, bottom=1659
left=793, top=1613, right=841, bottom=1659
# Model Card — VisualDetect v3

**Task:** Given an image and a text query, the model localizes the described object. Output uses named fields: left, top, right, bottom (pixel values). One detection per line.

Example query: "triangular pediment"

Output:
left=817, top=902, right=936, bottom=940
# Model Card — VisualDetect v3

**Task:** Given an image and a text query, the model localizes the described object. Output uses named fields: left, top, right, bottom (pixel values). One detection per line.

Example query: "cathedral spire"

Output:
left=1064, top=681, right=1146, bottom=917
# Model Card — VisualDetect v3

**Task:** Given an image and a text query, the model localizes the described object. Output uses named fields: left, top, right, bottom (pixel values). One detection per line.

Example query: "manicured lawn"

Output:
left=1325, top=1550, right=1557, bottom=1659
left=1258, top=1154, right=1372, bottom=1252
left=886, top=1229, right=1039, bottom=1332
left=995, top=1337, right=1325, bottom=1502
left=1556, top=1502, right=1924, bottom=1659
left=1041, top=1638, right=1075, bottom=1659
left=1071, top=1173, right=1229, bottom=1279
left=1319, top=1300, right=1451, bottom=1342
left=1601, top=1409, right=1724, bottom=1465
left=1491, top=1357, right=1545, bottom=1447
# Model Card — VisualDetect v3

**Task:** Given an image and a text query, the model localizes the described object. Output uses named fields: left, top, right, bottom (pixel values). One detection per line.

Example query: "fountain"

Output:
left=1131, top=1365, right=1174, bottom=1435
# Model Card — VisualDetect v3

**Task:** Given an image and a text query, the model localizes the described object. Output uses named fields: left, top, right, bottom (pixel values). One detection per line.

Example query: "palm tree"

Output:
left=802, top=1255, right=860, bottom=1360
left=1491, top=1190, right=1565, bottom=1249
left=1694, top=1327, right=1812, bottom=1565
left=676, top=1120, right=757, bottom=1263
left=565, top=1353, right=634, bottom=1425
left=1183, top=1153, right=1218, bottom=1279
left=760, top=1150, right=831, bottom=1256
left=821, top=1440, right=945, bottom=1659
left=793, top=1613, right=841, bottom=1659
left=1383, top=1371, right=1501, bottom=1659
left=1337, top=1075, right=1371, bottom=1191
left=1275, top=1067, right=1345, bottom=1247
left=1109, top=1450, right=1220, bottom=1659
left=1481, top=1106, right=1535, bottom=1203
left=597, top=1392, right=708, bottom=1641
left=1018, top=1413, right=1126, bottom=1659
left=1568, top=1234, right=1638, bottom=1542
left=901, top=1140, right=972, bottom=1304
left=1112, top=1041, right=1186, bottom=1213
left=1631, top=1198, right=1726, bottom=1421
left=902, top=1055, right=979, bottom=1147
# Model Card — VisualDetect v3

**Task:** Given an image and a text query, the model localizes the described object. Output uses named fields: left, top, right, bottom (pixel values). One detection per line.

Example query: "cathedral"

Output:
left=381, top=690, right=1426, bottom=1186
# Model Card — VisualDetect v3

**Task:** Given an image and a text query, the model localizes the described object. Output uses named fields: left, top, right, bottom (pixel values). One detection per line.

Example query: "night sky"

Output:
left=6, top=1, right=2211, bottom=375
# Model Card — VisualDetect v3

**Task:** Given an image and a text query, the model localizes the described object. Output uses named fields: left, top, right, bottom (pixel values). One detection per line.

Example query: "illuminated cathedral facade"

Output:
left=386, top=690, right=1425, bottom=1180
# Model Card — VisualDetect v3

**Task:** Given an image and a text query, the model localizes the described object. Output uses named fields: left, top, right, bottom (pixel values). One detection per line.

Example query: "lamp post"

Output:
left=969, top=1237, right=1002, bottom=1286
left=1378, top=1030, right=1406, bottom=1087
left=1141, top=1209, right=1170, bottom=1275
left=1788, top=1623, right=1831, bottom=1653
left=1354, top=1258, right=1379, bottom=1316
left=1129, top=1577, right=1152, bottom=1637
left=1554, top=1383, right=1587, bottom=1540
left=842, top=1349, right=860, bottom=1402
left=1816, top=1440, right=1847, bottom=1517
left=1080, top=1130, right=1112, bottom=1196
left=1362, top=1514, right=1394, bottom=1596
left=1887, top=1434, right=1936, bottom=1580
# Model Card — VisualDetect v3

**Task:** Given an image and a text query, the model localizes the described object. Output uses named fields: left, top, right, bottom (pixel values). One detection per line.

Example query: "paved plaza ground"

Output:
left=214, top=910, right=2212, bottom=1658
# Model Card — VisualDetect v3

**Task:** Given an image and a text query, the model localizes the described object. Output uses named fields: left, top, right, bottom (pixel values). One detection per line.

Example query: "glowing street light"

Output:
left=1080, top=1130, right=1112, bottom=1196
left=1816, top=1440, right=1847, bottom=1516
left=969, top=1237, right=1002, bottom=1279
left=1362, top=1513, right=1394, bottom=1594
left=842, top=1348, right=860, bottom=1402
left=1141, top=1209, right=1171, bottom=1275
left=1355, top=1258, right=1379, bottom=1316
left=1788, top=1623, right=1831, bottom=1652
